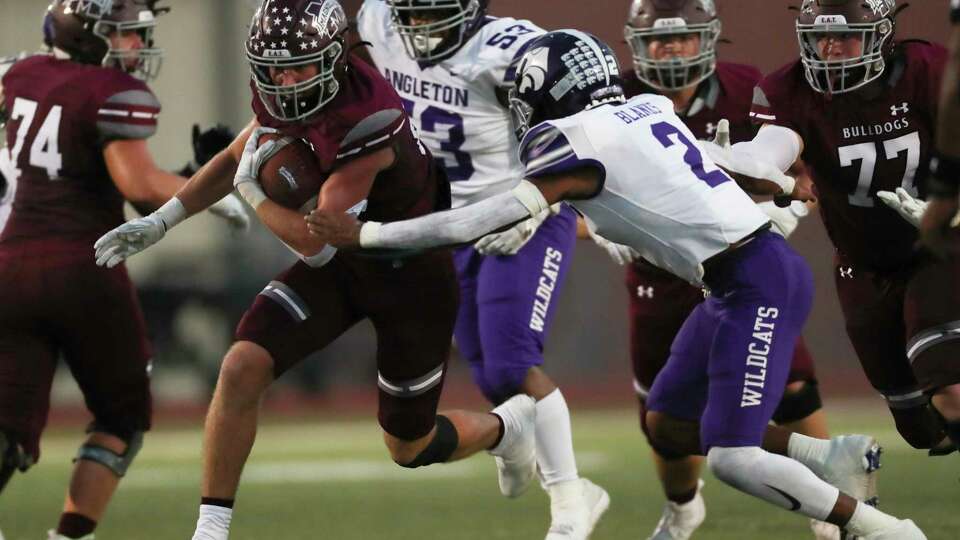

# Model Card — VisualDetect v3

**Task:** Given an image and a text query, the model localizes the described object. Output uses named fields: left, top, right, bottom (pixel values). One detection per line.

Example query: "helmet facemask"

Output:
left=508, top=88, right=535, bottom=140
left=248, top=38, right=345, bottom=123
left=388, top=0, right=480, bottom=63
left=624, top=17, right=721, bottom=92
left=797, top=16, right=894, bottom=95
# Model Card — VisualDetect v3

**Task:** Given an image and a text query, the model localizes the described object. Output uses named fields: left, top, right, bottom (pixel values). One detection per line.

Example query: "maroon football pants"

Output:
left=236, top=251, right=458, bottom=441
left=0, top=240, right=153, bottom=462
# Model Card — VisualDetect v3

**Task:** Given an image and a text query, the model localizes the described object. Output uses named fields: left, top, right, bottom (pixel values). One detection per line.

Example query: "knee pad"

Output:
left=706, top=446, right=764, bottom=487
left=885, top=396, right=947, bottom=449
left=398, top=415, right=459, bottom=469
left=772, top=380, right=823, bottom=425
left=75, top=429, right=144, bottom=477
left=0, top=431, right=33, bottom=493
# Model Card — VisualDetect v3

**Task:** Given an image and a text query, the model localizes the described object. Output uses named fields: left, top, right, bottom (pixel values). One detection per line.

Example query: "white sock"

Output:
left=786, top=433, right=832, bottom=477
left=707, top=446, right=838, bottom=521
left=845, top=501, right=901, bottom=537
left=192, top=504, right=233, bottom=540
left=535, top=389, right=579, bottom=487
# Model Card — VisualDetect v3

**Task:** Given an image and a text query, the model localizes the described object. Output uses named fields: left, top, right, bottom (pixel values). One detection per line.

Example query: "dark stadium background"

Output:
left=0, top=1, right=952, bottom=412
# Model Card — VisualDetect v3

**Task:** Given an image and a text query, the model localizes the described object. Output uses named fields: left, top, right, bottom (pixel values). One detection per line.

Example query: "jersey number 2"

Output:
left=8, top=97, right=63, bottom=180
left=651, top=121, right=729, bottom=187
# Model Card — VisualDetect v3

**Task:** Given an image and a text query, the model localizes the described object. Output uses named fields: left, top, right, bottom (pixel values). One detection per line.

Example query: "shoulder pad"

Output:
left=96, top=87, right=161, bottom=141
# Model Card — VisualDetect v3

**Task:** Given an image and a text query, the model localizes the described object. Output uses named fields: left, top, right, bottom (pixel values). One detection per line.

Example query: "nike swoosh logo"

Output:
left=765, top=484, right=802, bottom=511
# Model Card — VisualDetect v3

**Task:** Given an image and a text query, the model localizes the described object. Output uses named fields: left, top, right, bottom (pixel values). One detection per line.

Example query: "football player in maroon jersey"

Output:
left=609, top=2, right=839, bottom=538
left=0, top=1, right=248, bottom=539
left=914, top=1, right=960, bottom=456
left=94, top=1, right=538, bottom=538
left=708, top=0, right=960, bottom=467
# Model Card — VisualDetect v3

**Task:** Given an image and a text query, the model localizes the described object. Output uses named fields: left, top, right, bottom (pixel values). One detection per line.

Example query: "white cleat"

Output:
left=647, top=480, right=706, bottom=540
left=818, top=435, right=881, bottom=506
left=545, top=478, right=610, bottom=540
left=489, top=394, right=537, bottom=497
left=810, top=519, right=841, bottom=540
left=862, top=519, right=926, bottom=540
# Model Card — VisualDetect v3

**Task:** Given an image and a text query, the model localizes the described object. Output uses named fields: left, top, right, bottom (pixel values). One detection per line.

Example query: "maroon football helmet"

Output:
left=43, top=0, right=166, bottom=80
left=623, top=0, right=721, bottom=92
left=247, top=0, right=350, bottom=123
left=796, top=0, right=897, bottom=95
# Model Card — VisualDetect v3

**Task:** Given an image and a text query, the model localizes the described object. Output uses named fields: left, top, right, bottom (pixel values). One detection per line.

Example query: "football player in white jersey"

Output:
left=356, top=3, right=607, bottom=538
left=307, top=30, right=926, bottom=540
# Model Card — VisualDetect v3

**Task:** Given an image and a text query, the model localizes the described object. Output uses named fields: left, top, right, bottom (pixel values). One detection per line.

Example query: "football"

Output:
left=256, top=133, right=324, bottom=211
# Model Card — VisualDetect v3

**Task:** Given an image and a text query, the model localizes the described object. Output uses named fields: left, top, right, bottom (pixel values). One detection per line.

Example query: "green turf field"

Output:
left=1, top=404, right=957, bottom=539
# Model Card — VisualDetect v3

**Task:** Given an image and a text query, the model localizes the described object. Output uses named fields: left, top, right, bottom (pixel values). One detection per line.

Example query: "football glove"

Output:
left=757, top=200, right=808, bottom=239
left=877, top=187, right=928, bottom=228
left=94, top=198, right=186, bottom=268
left=587, top=227, right=640, bottom=266
left=208, top=192, right=250, bottom=231
left=233, top=126, right=286, bottom=209
left=193, top=124, right=235, bottom=168
left=474, top=205, right=558, bottom=256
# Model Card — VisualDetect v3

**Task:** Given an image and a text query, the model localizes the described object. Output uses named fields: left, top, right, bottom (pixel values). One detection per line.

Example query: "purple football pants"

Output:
left=453, top=205, right=577, bottom=405
left=647, top=231, right=814, bottom=451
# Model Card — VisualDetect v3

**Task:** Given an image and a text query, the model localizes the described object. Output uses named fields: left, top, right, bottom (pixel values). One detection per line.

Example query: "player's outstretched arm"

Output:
left=94, top=120, right=257, bottom=268
left=304, top=166, right=601, bottom=250
left=699, top=121, right=812, bottom=202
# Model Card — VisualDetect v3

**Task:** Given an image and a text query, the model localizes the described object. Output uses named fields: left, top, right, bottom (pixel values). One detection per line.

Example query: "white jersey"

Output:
left=357, top=0, right=543, bottom=207
left=0, top=52, right=29, bottom=235
left=519, top=94, right=769, bottom=285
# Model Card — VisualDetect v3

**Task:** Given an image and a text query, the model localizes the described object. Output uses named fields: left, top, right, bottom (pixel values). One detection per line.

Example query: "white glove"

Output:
left=588, top=228, right=640, bottom=265
left=233, top=126, right=288, bottom=209
left=698, top=124, right=796, bottom=197
left=208, top=192, right=250, bottom=230
left=712, top=118, right=731, bottom=149
left=94, top=198, right=186, bottom=268
left=473, top=205, right=559, bottom=256
left=877, top=187, right=928, bottom=228
left=474, top=216, right=539, bottom=256
left=757, top=200, right=808, bottom=238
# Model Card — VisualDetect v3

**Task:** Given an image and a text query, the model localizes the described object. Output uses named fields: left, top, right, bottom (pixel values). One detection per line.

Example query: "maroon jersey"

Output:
left=253, top=56, right=447, bottom=224
left=622, top=61, right=761, bottom=144
left=751, top=42, right=946, bottom=271
left=0, top=54, right=160, bottom=248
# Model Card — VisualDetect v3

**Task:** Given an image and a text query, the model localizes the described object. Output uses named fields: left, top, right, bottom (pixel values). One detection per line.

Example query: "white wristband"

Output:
left=155, top=197, right=187, bottom=232
left=511, top=180, right=549, bottom=217
left=236, top=182, right=267, bottom=210
left=359, top=221, right=383, bottom=248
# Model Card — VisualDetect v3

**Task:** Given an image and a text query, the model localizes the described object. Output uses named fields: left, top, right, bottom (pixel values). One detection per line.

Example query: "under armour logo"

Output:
left=705, top=122, right=718, bottom=136
left=839, top=267, right=854, bottom=279
left=890, top=102, right=909, bottom=116
left=637, top=286, right=654, bottom=298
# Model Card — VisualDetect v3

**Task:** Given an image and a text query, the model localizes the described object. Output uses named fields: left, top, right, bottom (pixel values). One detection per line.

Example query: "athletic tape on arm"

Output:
left=360, top=186, right=539, bottom=249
